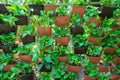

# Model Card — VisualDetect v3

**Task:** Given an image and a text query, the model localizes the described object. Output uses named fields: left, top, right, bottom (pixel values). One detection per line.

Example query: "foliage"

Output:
left=97, top=72, right=110, bottom=80
left=73, top=0, right=88, bottom=6
left=112, top=64, right=120, bottom=75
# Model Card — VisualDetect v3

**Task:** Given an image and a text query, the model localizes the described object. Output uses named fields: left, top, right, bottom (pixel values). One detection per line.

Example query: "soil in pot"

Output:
left=0, top=25, right=17, bottom=34
left=18, top=55, right=32, bottom=63
left=114, top=57, right=120, bottom=64
left=3, top=64, right=15, bottom=71
left=54, top=36, right=70, bottom=46
left=72, top=6, right=86, bottom=17
left=103, top=47, right=116, bottom=54
left=56, top=16, right=70, bottom=27
left=98, top=63, right=114, bottom=72
left=15, top=16, right=28, bottom=25
left=84, top=72, right=96, bottom=80
left=0, top=4, right=10, bottom=14
left=88, top=56, right=100, bottom=64
left=86, top=17, right=101, bottom=27
left=110, top=74, right=120, bottom=80
left=89, top=37, right=103, bottom=46
left=70, top=26, right=84, bottom=35
left=68, top=65, right=82, bottom=72
left=37, top=27, right=52, bottom=36
left=99, top=6, right=115, bottom=18
left=29, top=4, right=44, bottom=15
left=74, top=46, right=88, bottom=54
left=20, top=72, right=34, bottom=80
left=21, top=35, right=35, bottom=45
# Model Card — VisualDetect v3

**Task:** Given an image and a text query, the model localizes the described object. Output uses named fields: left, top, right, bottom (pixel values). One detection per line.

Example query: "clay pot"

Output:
left=98, top=63, right=114, bottom=72
left=88, top=56, right=100, bottom=64
left=20, top=72, right=34, bottom=80
left=74, top=46, right=87, bottom=54
left=86, top=17, right=101, bottom=27
left=37, top=27, right=52, bottom=36
left=18, top=55, right=32, bottom=63
left=56, top=16, right=70, bottom=26
left=0, top=4, right=10, bottom=14
left=0, top=25, right=16, bottom=34
left=70, top=26, right=84, bottom=35
left=103, top=47, right=116, bottom=54
left=3, top=64, right=14, bottom=71
left=110, top=74, right=120, bottom=80
left=54, top=36, right=69, bottom=46
left=72, top=6, right=86, bottom=17
left=84, top=72, right=96, bottom=80
left=15, top=16, right=28, bottom=25
left=114, top=57, right=120, bottom=64
left=29, top=4, right=44, bottom=15
left=89, top=37, right=103, bottom=46
left=99, top=6, right=115, bottom=18
left=21, top=35, right=35, bottom=44
left=68, top=65, right=82, bottom=72
left=58, top=57, right=68, bottom=63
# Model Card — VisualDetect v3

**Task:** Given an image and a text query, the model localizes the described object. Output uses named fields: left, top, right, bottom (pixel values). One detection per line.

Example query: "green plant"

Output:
left=87, top=45, right=102, bottom=56
left=39, top=72, right=52, bottom=80
left=0, top=14, right=18, bottom=26
left=61, top=0, right=73, bottom=4
left=72, top=34, right=88, bottom=47
left=55, top=6, right=71, bottom=16
left=113, top=9, right=120, bottom=18
left=73, top=0, right=88, bottom=6
left=90, top=27, right=102, bottom=37
left=70, top=13, right=83, bottom=27
left=98, top=72, right=110, bottom=80
left=53, top=27, right=70, bottom=37
left=114, top=48, right=120, bottom=56
left=6, top=4, right=28, bottom=16
left=45, top=0, right=59, bottom=4
left=0, top=0, right=9, bottom=4
left=29, top=0, right=46, bottom=4
left=112, top=64, right=120, bottom=75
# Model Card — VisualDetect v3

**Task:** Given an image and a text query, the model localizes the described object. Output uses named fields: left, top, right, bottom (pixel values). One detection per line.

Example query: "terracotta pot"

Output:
left=44, top=5, right=58, bottom=16
left=114, top=57, right=120, bottom=64
left=84, top=72, right=96, bottom=80
left=18, top=55, right=32, bottom=63
left=56, top=16, right=70, bottom=26
left=74, top=46, right=87, bottom=54
left=89, top=37, right=103, bottom=46
left=70, top=26, right=84, bottom=35
left=21, top=35, right=35, bottom=44
left=110, top=74, right=120, bottom=80
left=0, top=4, right=10, bottom=14
left=20, top=72, right=34, bottom=80
left=68, top=65, right=82, bottom=72
left=98, top=63, right=114, bottom=72
left=99, top=6, right=115, bottom=18
left=15, top=16, right=28, bottom=25
left=72, top=6, right=86, bottom=17
left=88, top=56, right=100, bottom=64
left=103, top=47, right=116, bottom=54
left=3, top=64, right=15, bottom=71
left=29, top=4, right=44, bottom=15
left=86, top=17, right=101, bottom=27
left=0, top=25, right=16, bottom=34
left=37, top=27, right=52, bottom=36
left=58, top=57, right=68, bottom=63
left=54, top=36, right=69, bottom=46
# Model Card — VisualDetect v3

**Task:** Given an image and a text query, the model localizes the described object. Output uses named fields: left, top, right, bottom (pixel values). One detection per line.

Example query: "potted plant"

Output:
left=0, top=53, right=16, bottom=71
left=0, top=14, right=18, bottom=34
left=38, top=72, right=52, bottom=80
left=37, top=10, right=55, bottom=36
left=97, top=72, right=111, bottom=80
left=28, top=0, right=44, bottom=15
left=98, top=53, right=114, bottom=72
left=84, top=6, right=101, bottom=27
left=55, top=5, right=71, bottom=26
left=68, top=54, right=82, bottom=72
left=72, top=34, right=88, bottom=54
left=70, top=13, right=84, bottom=35
left=71, top=0, right=87, bottom=17
left=6, top=4, right=28, bottom=25
left=110, top=64, right=120, bottom=80
left=87, top=44, right=102, bottom=64
left=84, top=62, right=99, bottom=80
left=0, top=32, right=17, bottom=53
left=114, top=48, right=120, bottom=64
left=17, top=25, right=35, bottom=44
left=54, top=27, right=70, bottom=46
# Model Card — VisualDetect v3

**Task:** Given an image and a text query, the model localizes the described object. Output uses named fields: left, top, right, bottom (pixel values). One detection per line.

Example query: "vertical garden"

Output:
left=0, top=0, right=120, bottom=80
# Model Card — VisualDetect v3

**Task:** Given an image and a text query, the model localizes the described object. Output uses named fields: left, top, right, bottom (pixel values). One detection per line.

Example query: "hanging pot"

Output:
left=18, top=55, right=32, bottom=63
left=103, top=47, right=116, bottom=54
left=58, top=56, right=68, bottom=63
left=74, top=46, right=87, bottom=54
left=3, top=64, right=15, bottom=71
left=83, top=72, right=96, bottom=80
left=70, top=26, right=84, bottom=35
left=0, top=4, right=10, bottom=14
left=89, top=37, right=103, bottom=46
left=88, top=56, right=100, bottom=64
left=37, top=27, right=52, bottom=36
left=20, top=72, right=34, bottom=80
left=68, top=65, right=82, bottom=72
left=56, top=16, right=70, bottom=26
left=15, top=16, right=28, bottom=25
left=114, top=57, right=120, bottom=64
left=110, top=74, right=120, bottom=80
